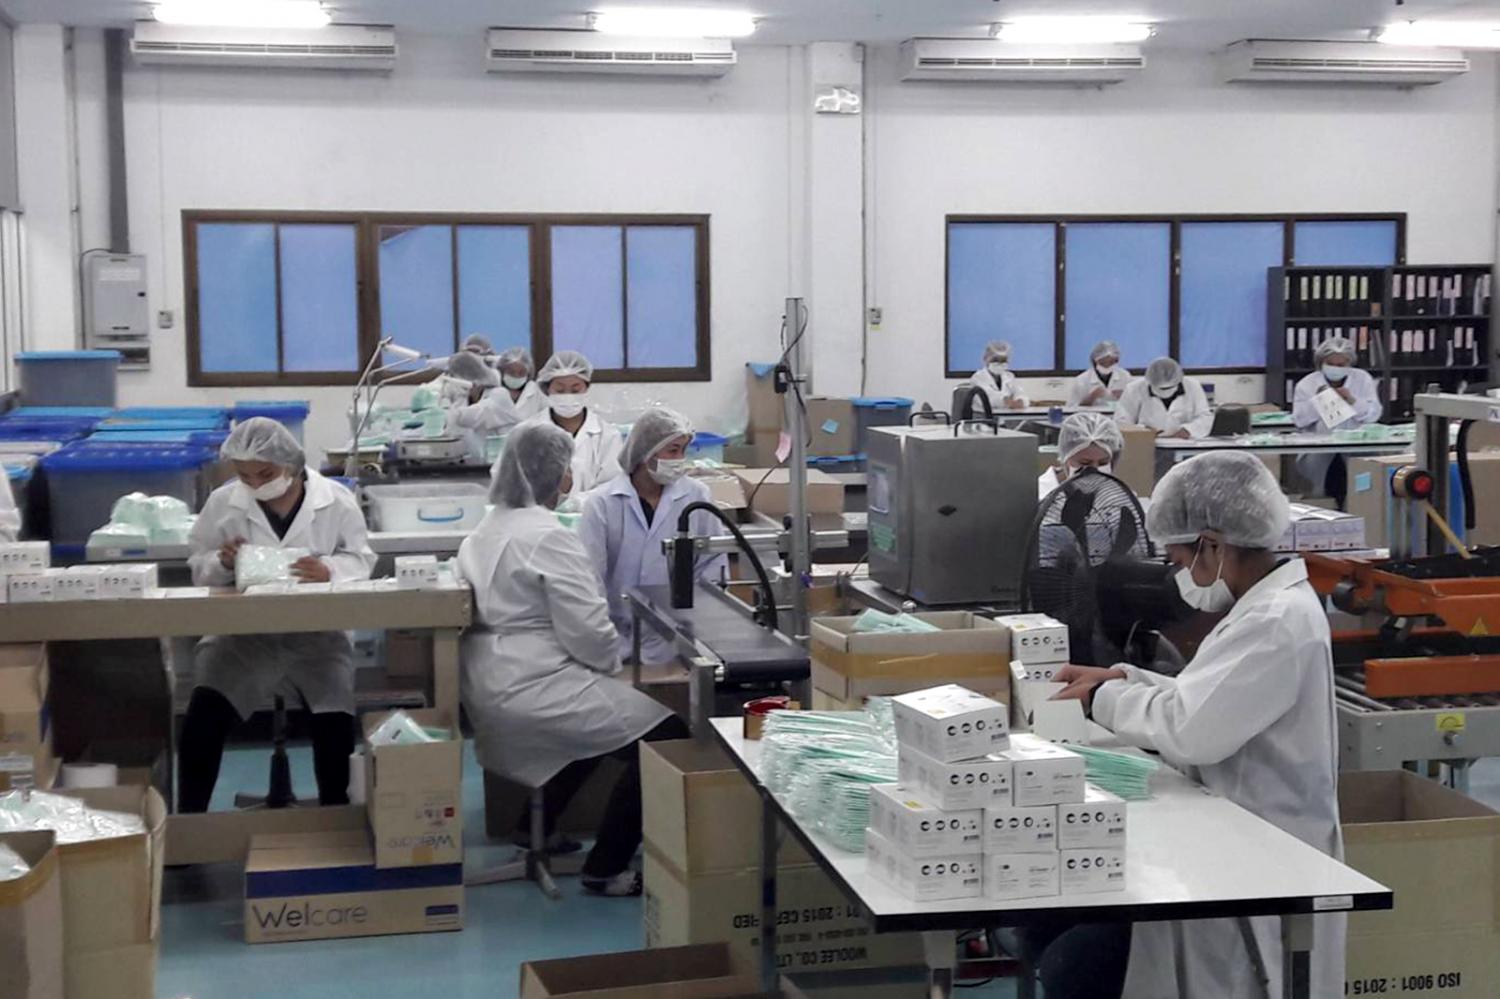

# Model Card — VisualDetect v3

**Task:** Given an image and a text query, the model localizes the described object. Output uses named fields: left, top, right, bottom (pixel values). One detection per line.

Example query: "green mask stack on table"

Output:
left=1068, top=744, right=1160, bottom=800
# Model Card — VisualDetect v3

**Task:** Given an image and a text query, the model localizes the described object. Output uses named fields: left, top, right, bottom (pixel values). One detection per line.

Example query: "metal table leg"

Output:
left=1281, top=913, right=1314, bottom=999
left=922, top=930, right=956, bottom=999
left=759, top=787, right=781, bottom=995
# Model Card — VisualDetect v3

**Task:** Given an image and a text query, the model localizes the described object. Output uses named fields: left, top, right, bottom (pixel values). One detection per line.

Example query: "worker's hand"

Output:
left=1169, top=429, right=1191, bottom=439
left=1007, top=398, right=1026, bottom=411
left=1084, top=386, right=1107, bottom=406
left=1110, top=388, right=1124, bottom=400
left=468, top=385, right=484, bottom=405
left=1052, top=664, right=1127, bottom=707
left=218, top=537, right=246, bottom=570
left=291, top=556, right=332, bottom=583
left=1336, top=387, right=1355, bottom=404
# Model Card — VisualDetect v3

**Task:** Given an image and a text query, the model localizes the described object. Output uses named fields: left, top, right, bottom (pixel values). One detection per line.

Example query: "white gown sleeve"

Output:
left=323, top=495, right=377, bottom=583
left=535, top=527, right=623, bottom=675
left=1114, top=382, right=1144, bottom=427
left=577, top=488, right=612, bottom=588
left=1182, top=381, right=1215, bottom=439
left=1292, top=374, right=1321, bottom=430
left=1351, top=370, right=1383, bottom=425
left=188, top=491, right=236, bottom=587
left=0, top=472, right=18, bottom=543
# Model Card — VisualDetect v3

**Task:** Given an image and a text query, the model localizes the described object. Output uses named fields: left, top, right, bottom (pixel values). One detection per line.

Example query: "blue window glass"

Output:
left=1180, top=221, right=1286, bottom=368
left=1293, top=221, right=1398, bottom=267
left=626, top=226, right=697, bottom=368
left=1063, top=222, right=1170, bottom=370
left=551, top=226, right=625, bottom=369
left=946, top=222, right=1055, bottom=372
left=196, top=223, right=278, bottom=373
left=280, top=224, right=358, bottom=372
left=378, top=224, right=454, bottom=362
left=456, top=226, right=531, bottom=353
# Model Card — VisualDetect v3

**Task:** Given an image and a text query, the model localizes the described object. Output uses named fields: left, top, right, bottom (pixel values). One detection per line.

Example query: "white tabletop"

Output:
left=1156, top=433, right=1410, bottom=456
left=711, top=719, right=1390, bottom=933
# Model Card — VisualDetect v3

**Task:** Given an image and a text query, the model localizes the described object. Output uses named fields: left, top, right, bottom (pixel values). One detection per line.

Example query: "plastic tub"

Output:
left=98, top=417, right=227, bottom=432
left=12, top=407, right=115, bottom=419
left=364, top=482, right=490, bottom=533
left=115, top=406, right=231, bottom=428
left=231, top=401, right=310, bottom=443
left=687, top=431, right=727, bottom=464
left=850, top=397, right=914, bottom=456
left=0, top=421, right=94, bottom=444
left=90, top=430, right=206, bottom=444
left=808, top=453, right=866, bottom=474
left=41, top=444, right=214, bottom=546
left=16, top=351, right=121, bottom=407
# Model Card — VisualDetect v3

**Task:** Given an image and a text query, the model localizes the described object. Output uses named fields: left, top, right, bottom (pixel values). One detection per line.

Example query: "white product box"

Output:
left=995, top=614, right=1070, bottom=665
left=1011, top=659, right=1062, bottom=683
left=54, top=566, right=104, bottom=601
left=98, top=563, right=159, bottom=599
left=1293, top=510, right=1366, bottom=553
left=898, top=744, right=1012, bottom=812
left=867, top=783, right=983, bottom=858
left=395, top=555, right=441, bottom=590
left=982, top=803, right=1057, bottom=854
left=1060, top=847, right=1127, bottom=895
left=1058, top=787, right=1127, bottom=851
left=0, top=542, right=50, bottom=575
left=1005, top=737, right=1086, bottom=807
left=865, top=828, right=982, bottom=903
left=892, top=685, right=1009, bottom=763
left=984, top=852, right=1060, bottom=902
left=8, top=571, right=56, bottom=603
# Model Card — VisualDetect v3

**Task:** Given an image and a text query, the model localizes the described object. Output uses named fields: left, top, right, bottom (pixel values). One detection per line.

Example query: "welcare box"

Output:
left=1004, top=736, right=1086, bottom=807
left=1058, top=787, right=1127, bottom=851
left=864, top=827, right=982, bottom=903
left=1059, top=848, right=1127, bottom=895
left=867, top=783, right=982, bottom=858
left=892, top=685, right=1009, bottom=763
left=363, top=710, right=463, bottom=869
left=984, top=852, right=1061, bottom=902
left=983, top=804, right=1058, bottom=854
left=897, top=744, right=1012, bottom=812
left=994, top=614, right=1070, bottom=665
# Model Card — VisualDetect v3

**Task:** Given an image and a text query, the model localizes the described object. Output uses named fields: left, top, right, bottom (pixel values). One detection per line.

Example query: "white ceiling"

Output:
left=9, top=0, right=1500, bottom=46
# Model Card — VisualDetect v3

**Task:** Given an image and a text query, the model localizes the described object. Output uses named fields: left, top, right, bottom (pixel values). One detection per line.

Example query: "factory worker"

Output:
left=179, top=418, right=376, bottom=812
left=448, top=347, right=545, bottom=438
left=971, top=340, right=1029, bottom=411
left=1114, top=356, right=1213, bottom=439
left=1051, top=451, right=1342, bottom=999
left=1292, top=336, right=1382, bottom=508
left=1039, top=411, right=1124, bottom=499
left=0, top=471, right=18, bottom=542
left=580, top=407, right=727, bottom=664
left=519, top=349, right=624, bottom=499
left=461, top=333, right=495, bottom=358
left=1067, top=340, right=1133, bottom=408
left=458, top=422, right=688, bottom=896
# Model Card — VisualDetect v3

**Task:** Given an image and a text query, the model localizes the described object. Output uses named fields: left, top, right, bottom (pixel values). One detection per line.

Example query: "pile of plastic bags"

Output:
left=761, top=706, right=899, bottom=854
left=1069, top=744, right=1160, bottom=800
left=0, top=790, right=146, bottom=845
left=234, top=544, right=310, bottom=591
left=88, top=492, right=196, bottom=549
left=0, top=841, right=30, bottom=881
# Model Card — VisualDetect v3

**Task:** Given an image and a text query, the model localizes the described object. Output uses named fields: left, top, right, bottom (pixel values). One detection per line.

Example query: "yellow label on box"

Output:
left=1436, top=713, right=1467, bottom=735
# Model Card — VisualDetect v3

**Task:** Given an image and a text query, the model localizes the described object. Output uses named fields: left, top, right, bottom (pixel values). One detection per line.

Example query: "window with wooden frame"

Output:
left=184, top=211, right=711, bottom=387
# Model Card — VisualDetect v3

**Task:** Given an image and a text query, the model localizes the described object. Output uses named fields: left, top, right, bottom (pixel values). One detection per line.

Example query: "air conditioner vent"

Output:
left=900, top=39, right=1145, bottom=84
left=486, top=29, right=736, bottom=76
left=1219, top=40, right=1467, bottom=85
left=130, top=22, right=397, bottom=71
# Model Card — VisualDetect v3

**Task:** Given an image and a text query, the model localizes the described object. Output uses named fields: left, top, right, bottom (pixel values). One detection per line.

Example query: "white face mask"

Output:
left=650, top=458, right=689, bottom=486
left=549, top=392, right=588, bottom=418
left=1061, top=462, right=1113, bottom=484
left=987, top=362, right=1009, bottom=377
left=1095, top=363, right=1117, bottom=377
left=1175, top=542, right=1235, bottom=613
left=1322, top=365, right=1350, bottom=385
left=247, top=474, right=294, bottom=503
left=502, top=374, right=529, bottom=390
left=1151, top=383, right=1180, bottom=401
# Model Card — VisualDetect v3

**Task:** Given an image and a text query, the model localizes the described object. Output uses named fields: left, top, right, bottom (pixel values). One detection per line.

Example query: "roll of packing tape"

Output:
left=348, top=752, right=367, bottom=805
left=60, top=763, right=118, bottom=789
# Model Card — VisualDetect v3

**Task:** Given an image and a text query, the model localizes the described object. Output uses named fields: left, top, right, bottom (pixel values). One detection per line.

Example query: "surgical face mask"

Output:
left=650, top=458, right=689, bottom=486
left=1151, top=382, right=1180, bottom=401
left=549, top=392, right=588, bottom=418
left=502, top=374, right=529, bottom=391
left=1175, top=542, right=1235, bottom=613
left=1062, top=461, right=1113, bottom=483
left=1095, top=363, right=1117, bottom=378
left=247, top=474, right=294, bottom=503
left=1322, top=365, right=1350, bottom=385
left=987, top=361, right=1009, bottom=377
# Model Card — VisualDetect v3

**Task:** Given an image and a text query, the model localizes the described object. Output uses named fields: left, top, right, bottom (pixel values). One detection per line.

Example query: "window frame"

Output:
left=183, top=209, right=711, bottom=388
left=943, top=212, right=1407, bottom=378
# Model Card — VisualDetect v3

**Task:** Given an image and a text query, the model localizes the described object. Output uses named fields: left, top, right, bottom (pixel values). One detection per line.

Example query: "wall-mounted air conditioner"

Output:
left=899, top=38, right=1145, bottom=84
left=130, top=22, right=398, bottom=72
left=486, top=28, right=736, bottom=77
left=1218, top=40, right=1467, bottom=86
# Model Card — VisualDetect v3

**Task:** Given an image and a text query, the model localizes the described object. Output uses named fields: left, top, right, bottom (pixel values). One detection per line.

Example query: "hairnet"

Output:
left=1090, top=340, right=1121, bottom=364
left=1058, top=411, right=1124, bottom=465
left=1315, top=336, right=1356, bottom=364
left=1148, top=450, right=1290, bottom=549
left=537, top=350, right=594, bottom=389
left=447, top=350, right=499, bottom=387
left=221, top=417, right=304, bottom=470
left=982, top=341, right=1012, bottom=365
left=490, top=422, right=574, bottom=509
left=495, top=346, right=534, bottom=375
left=621, top=407, right=694, bottom=472
left=462, top=334, right=494, bottom=355
left=1146, top=357, right=1184, bottom=391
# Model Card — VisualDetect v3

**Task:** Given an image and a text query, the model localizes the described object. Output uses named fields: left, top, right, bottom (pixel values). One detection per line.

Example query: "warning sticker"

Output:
left=1435, top=713, right=1467, bottom=735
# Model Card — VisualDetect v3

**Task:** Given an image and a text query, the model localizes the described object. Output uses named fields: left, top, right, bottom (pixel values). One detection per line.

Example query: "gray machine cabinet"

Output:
left=866, top=424, right=1037, bottom=606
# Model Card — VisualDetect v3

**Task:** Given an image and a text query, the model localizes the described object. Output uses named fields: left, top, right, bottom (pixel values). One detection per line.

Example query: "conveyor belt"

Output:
left=627, top=583, right=809, bottom=683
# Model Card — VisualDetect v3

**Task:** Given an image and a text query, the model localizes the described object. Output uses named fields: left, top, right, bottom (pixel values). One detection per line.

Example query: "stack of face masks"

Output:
left=367, top=710, right=448, bottom=747
left=1068, top=744, right=1160, bottom=801
left=89, top=492, right=197, bottom=549
left=234, top=545, right=310, bottom=591
left=761, top=708, right=900, bottom=853
left=0, top=790, right=147, bottom=844
left=850, top=609, right=940, bottom=635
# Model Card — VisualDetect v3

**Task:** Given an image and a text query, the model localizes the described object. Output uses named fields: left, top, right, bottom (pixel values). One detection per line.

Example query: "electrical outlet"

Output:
left=867, top=306, right=883, bottom=329
left=157, top=310, right=174, bottom=329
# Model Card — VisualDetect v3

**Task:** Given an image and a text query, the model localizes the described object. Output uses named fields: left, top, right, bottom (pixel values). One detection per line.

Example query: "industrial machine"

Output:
left=866, top=421, right=1037, bottom=606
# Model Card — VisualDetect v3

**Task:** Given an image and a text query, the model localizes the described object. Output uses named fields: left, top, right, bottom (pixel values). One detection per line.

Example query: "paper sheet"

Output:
left=1314, top=387, right=1357, bottom=429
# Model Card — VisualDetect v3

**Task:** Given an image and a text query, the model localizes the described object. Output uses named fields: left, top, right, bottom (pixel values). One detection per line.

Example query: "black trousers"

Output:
left=1016, top=919, right=1132, bottom=999
left=518, top=715, right=691, bottom=878
left=177, top=686, right=355, bottom=813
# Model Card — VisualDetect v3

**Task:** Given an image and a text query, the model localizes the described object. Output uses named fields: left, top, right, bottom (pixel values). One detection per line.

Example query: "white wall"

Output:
left=864, top=46, right=1500, bottom=411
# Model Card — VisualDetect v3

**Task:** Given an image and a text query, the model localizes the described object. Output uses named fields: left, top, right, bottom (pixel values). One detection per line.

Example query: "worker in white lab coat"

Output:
left=0, top=470, right=19, bottom=541
left=518, top=349, right=624, bottom=501
left=1067, top=340, right=1134, bottom=408
left=446, top=348, right=546, bottom=459
left=1038, top=412, right=1124, bottom=499
left=458, top=422, right=687, bottom=896
left=1114, top=357, right=1214, bottom=440
left=1292, top=336, right=1382, bottom=509
left=178, top=418, right=377, bottom=812
left=970, top=340, right=1029, bottom=411
left=580, top=408, right=727, bottom=664
left=1051, top=451, right=1343, bottom=999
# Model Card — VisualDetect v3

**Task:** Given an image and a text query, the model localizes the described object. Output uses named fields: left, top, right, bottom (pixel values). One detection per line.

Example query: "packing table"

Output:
left=1156, top=433, right=1411, bottom=464
left=709, top=717, right=1392, bottom=998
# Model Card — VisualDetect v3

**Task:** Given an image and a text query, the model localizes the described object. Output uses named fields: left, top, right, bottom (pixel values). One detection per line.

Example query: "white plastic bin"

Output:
left=364, top=483, right=489, bottom=533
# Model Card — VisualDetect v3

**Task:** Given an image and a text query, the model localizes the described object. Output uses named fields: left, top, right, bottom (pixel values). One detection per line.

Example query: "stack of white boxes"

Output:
left=865, top=684, right=1126, bottom=904
left=1, top=545, right=160, bottom=604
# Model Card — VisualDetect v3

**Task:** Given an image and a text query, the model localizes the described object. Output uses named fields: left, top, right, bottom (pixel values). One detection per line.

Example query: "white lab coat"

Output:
left=970, top=367, right=1029, bottom=410
left=1114, top=378, right=1214, bottom=440
left=0, top=472, right=18, bottom=542
left=450, top=381, right=545, bottom=436
left=520, top=408, right=625, bottom=499
left=1037, top=466, right=1061, bottom=500
left=1291, top=368, right=1383, bottom=489
left=1091, top=559, right=1344, bottom=999
left=579, top=473, right=728, bottom=664
left=1067, top=366, right=1134, bottom=408
left=457, top=504, right=671, bottom=787
left=187, top=469, right=377, bottom=717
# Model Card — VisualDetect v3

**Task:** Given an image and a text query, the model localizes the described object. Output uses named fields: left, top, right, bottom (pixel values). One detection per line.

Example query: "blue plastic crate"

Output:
left=16, top=351, right=121, bottom=407
left=807, top=453, right=866, bottom=473
left=231, top=400, right=310, bottom=443
left=41, top=444, right=215, bottom=547
left=850, top=397, right=914, bottom=456
left=686, top=432, right=727, bottom=464
left=114, top=407, right=231, bottom=427
left=11, top=407, right=115, bottom=419
left=98, top=417, right=228, bottom=432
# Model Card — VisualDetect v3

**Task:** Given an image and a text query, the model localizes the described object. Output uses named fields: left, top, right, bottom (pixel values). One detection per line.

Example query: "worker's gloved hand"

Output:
left=291, top=556, right=332, bottom=583
left=218, top=537, right=246, bottom=570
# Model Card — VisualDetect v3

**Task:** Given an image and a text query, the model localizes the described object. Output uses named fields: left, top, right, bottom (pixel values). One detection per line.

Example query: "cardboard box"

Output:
left=97, top=564, right=157, bottom=600
left=64, top=942, right=156, bottom=999
left=732, top=468, right=844, bottom=520
left=8, top=572, right=54, bottom=604
left=891, top=685, right=1009, bottom=763
left=864, top=827, right=982, bottom=903
left=1003, top=737, right=1086, bottom=807
left=1350, top=451, right=1500, bottom=549
left=1057, top=787, right=1127, bottom=851
left=520, top=943, right=759, bottom=999
left=803, top=398, right=857, bottom=458
left=53, top=567, right=103, bottom=602
left=897, top=744, right=1011, bottom=812
left=867, top=783, right=983, bottom=858
left=724, top=440, right=781, bottom=469
left=1060, top=847, right=1126, bottom=894
left=0, top=831, right=63, bottom=999
left=994, top=614, right=1070, bottom=666
left=244, top=830, right=463, bottom=944
left=394, top=555, right=440, bottom=590
left=364, top=709, right=463, bottom=869
left=0, top=644, right=52, bottom=790
left=810, top=613, right=1011, bottom=706
left=164, top=804, right=368, bottom=866
left=983, top=804, right=1057, bottom=854
left=0, top=541, right=49, bottom=574
left=693, top=472, right=749, bottom=512
left=745, top=363, right=782, bottom=437
left=1115, top=426, right=1159, bottom=498
left=984, top=852, right=1060, bottom=902
left=1341, top=771, right=1500, bottom=998
left=643, top=848, right=925, bottom=975
left=1286, top=503, right=1367, bottom=553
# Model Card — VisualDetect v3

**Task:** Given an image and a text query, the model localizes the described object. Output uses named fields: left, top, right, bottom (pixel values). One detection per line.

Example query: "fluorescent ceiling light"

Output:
left=588, top=8, right=758, bottom=39
left=990, top=17, right=1154, bottom=44
left=1377, top=21, right=1500, bottom=49
left=152, top=0, right=333, bottom=28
